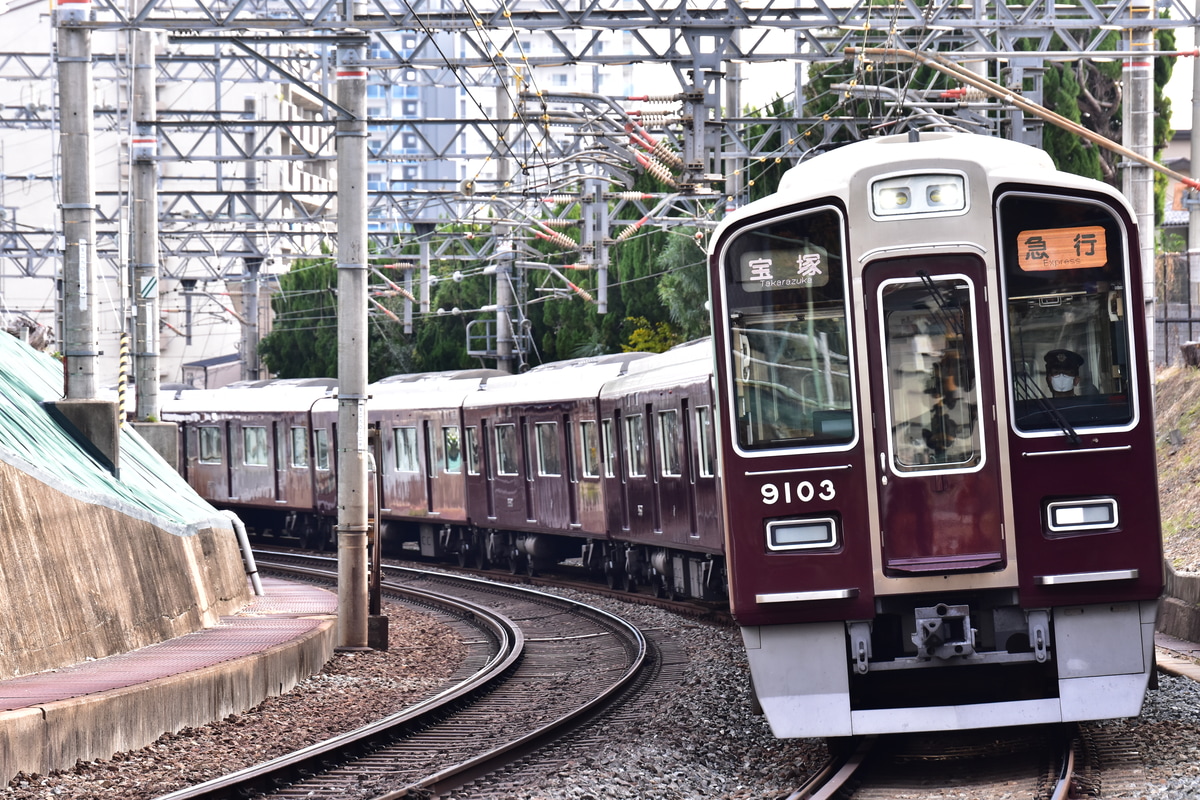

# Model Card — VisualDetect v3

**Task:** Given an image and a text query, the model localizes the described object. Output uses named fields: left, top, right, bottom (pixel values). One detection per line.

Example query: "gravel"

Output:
left=5, top=581, right=1200, bottom=800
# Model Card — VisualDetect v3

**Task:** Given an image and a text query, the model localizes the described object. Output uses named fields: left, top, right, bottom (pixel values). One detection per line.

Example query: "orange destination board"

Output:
left=1016, top=226, right=1107, bottom=272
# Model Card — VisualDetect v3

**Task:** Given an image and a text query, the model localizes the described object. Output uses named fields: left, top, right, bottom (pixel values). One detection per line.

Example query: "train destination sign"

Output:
left=739, top=246, right=831, bottom=292
left=1016, top=225, right=1107, bottom=271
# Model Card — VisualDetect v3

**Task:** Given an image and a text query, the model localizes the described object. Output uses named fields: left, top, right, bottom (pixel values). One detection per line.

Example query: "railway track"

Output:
left=154, top=553, right=649, bottom=800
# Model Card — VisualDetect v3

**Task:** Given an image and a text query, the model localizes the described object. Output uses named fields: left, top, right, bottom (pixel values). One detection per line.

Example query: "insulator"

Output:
left=640, top=156, right=678, bottom=188
left=614, top=217, right=648, bottom=243
left=534, top=230, right=579, bottom=250
left=610, top=192, right=657, bottom=201
left=539, top=218, right=577, bottom=229
left=541, top=195, right=576, bottom=204
left=652, top=140, right=685, bottom=169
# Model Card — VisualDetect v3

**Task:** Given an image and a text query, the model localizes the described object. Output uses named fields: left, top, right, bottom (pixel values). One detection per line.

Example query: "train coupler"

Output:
left=912, top=603, right=977, bottom=660
left=848, top=621, right=872, bottom=674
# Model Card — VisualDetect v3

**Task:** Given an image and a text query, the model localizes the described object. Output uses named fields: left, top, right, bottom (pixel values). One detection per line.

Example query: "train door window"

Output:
left=719, top=205, right=854, bottom=451
left=243, top=426, right=268, bottom=466
left=290, top=427, right=309, bottom=467
left=495, top=423, right=519, bottom=476
left=878, top=276, right=983, bottom=471
left=625, top=414, right=647, bottom=477
left=442, top=426, right=462, bottom=474
left=601, top=419, right=617, bottom=478
left=314, top=428, right=330, bottom=470
left=535, top=421, right=562, bottom=476
left=696, top=406, right=716, bottom=478
left=394, top=426, right=419, bottom=472
left=997, top=192, right=1135, bottom=432
left=199, top=426, right=222, bottom=464
left=464, top=426, right=480, bottom=475
left=580, top=420, right=601, bottom=478
left=274, top=423, right=286, bottom=470
left=658, top=409, right=682, bottom=477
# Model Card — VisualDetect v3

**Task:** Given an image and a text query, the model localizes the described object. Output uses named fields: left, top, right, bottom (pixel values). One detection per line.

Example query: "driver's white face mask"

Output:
left=1049, top=374, right=1076, bottom=393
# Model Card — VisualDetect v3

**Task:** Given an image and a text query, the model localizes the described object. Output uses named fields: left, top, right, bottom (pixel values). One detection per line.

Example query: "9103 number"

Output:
left=761, top=479, right=836, bottom=505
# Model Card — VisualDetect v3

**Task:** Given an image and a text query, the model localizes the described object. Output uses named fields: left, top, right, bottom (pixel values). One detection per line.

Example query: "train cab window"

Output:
left=290, top=426, right=308, bottom=468
left=580, top=421, right=601, bottom=478
left=601, top=419, right=617, bottom=478
left=314, top=428, right=330, bottom=471
left=394, top=426, right=419, bottom=472
left=442, top=426, right=462, bottom=474
left=997, top=193, right=1136, bottom=433
left=199, top=426, right=222, bottom=464
left=464, top=426, right=480, bottom=475
left=625, top=414, right=647, bottom=477
left=243, top=426, right=268, bottom=467
left=696, top=406, right=716, bottom=478
left=658, top=410, right=682, bottom=477
left=495, top=423, right=519, bottom=476
left=535, top=421, right=562, bottom=476
left=879, top=276, right=983, bottom=472
left=720, top=206, right=854, bottom=451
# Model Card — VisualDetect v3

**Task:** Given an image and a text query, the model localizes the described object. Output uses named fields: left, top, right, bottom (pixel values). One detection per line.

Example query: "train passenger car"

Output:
left=597, top=340, right=725, bottom=598
left=359, top=370, right=502, bottom=558
left=164, top=379, right=335, bottom=545
left=460, top=352, right=649, bottom=573
left=708, top=132, right=1163, bottom=737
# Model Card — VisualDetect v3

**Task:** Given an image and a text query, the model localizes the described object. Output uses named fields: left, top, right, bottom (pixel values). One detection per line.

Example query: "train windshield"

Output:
left=998, top=193, right=1135, bottom=433
left=721, top=206, right=854, bottom=450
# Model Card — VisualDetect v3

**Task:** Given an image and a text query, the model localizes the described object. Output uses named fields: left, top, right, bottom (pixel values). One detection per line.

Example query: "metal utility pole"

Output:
left=335, top=39, right=370, bottom=650
left=131, top=19, right=159, bottom=419
left=1190, top=0, right=1200, bottom=309
left=57, top=0, right=98, bottom=399
left=1124, top=3, right=1157, bottom=365
left=494, top=85, right=515, bottom=374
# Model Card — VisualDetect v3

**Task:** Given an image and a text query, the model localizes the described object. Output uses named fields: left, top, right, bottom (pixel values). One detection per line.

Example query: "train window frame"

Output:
left=495, top=423, right=519, bottom=476
left=996, top=189, right=1140, bottom=438
left=464, top=426, right=480, bottom=475
left=442, top=426, right=462, bottom=474
left=625, top=414, right=647, bottom=478
left=243, top=426, right=268, bottom=467
left=394, top=426, right=420, bottom=473
left=658, top=409, right=682, bottom=477
left=696, top=406, right=716, bottom=478
left=601, top=419, right=618, bottom=478
left=580, top=420, right=601, bottom=478
left=535, top=421, right=562, bottom=477
left=876, top=273, right=986, bottom=476
left=314, top=428, right=330, bottom=471
left=290, top=426, right=309, bottom=468
left=198, top=426, right=222, bottom=464
left=714, top=203, right=859, bottom=458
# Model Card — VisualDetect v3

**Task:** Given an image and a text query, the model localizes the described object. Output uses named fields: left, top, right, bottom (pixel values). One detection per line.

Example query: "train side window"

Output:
left=394, top=426, right=419, bottom=472
left=720, top=205, right=854, bottom=451
left=997, top=193, right=1135, bottom=432
left=580, top=421, right=601, bottom=478
left=199, top=426, right=222, bottom=464
left=495, top=423, right=519, bottom=476
left=601, top=419, right=617, bottom=478
left=696, top=406, right=716, bottom=478
left=290, top=426, right=309, bottom=467
left=464, top=426, right=480, bottom=475
left=314, top=428, right=330, bottom=471
left=625, top=414, right=647, bottom=477
left=442, top=426, right=462, bottom=474
left=243, top=426, right=268, bottom=467
left=658, top=410, right=681, bottom=477
left=535, top=421, right=561, bottom=476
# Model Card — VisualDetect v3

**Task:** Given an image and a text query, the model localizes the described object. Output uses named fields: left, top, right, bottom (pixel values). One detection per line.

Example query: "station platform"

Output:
left=0, top=577, right=336, bottom=782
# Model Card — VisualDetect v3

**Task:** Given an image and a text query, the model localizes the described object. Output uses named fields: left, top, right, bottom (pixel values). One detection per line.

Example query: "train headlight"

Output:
left=1046, top=498, right=1119, bottom=534
left=767, top=517, right=837, bottom=551
left=871, top=174, right=966, bottom=218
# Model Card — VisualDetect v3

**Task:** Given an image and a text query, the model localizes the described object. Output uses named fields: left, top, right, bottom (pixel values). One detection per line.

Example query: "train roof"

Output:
left=598, top=339, right=713, bottom=398
left=712, top=132, right=1132, bottom=241
left=361, top=370, right=502, bottom=411
left=160, top=382, right=334, bottom=416
left=463, top=351, right=652, bottom=407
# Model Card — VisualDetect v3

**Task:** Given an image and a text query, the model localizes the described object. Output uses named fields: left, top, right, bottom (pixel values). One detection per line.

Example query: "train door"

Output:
left=273, top=421, right=285, bottom=502
left=481, top=419, right=496, bottom=520
left=863, top=254, right=1005, bottom=575
left=423, top=419, right=435, bottom=514
left=564, top=415, right=580, bottom=527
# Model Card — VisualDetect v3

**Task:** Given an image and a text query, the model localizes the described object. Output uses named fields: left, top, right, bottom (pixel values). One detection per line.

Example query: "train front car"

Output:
left=708, top=132, right=1162, bottom=738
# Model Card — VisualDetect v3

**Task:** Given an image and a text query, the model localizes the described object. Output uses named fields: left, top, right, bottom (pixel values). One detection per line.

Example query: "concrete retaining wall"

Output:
left=0, top=459, right=250, bottom=680
left=1159, top=561, right=1200, bottom=643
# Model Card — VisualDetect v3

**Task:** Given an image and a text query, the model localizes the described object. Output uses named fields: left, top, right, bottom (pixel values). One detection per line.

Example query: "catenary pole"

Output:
left=132, top=17, right=159, bottom=419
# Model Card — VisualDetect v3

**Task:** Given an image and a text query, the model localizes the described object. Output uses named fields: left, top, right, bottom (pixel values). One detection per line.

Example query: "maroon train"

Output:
left=161, top=341, right=728, bottom=602
left=162, top=131, right=1163, bottom=739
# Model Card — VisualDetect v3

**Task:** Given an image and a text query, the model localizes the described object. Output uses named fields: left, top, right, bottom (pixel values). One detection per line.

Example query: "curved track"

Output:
left=154, top=553, right=648, bottom=800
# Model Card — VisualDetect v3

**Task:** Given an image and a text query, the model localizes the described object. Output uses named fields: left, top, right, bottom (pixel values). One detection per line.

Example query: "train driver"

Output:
left=1044, top=349, right=1084, bottom=397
